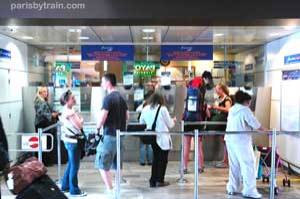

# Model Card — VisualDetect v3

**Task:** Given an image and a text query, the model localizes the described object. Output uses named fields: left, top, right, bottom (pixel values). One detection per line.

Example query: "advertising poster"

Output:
left=161, top=45, right=213, bottom=61
left=81, top=45, right=134, bottom=61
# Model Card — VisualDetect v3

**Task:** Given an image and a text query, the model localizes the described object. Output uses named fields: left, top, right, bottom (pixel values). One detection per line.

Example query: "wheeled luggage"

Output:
left=16, top=175, right=67, bottom=199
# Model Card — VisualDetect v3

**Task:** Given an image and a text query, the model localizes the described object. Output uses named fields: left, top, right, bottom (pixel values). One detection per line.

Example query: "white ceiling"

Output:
left=0, top=26, right=299, bottom=54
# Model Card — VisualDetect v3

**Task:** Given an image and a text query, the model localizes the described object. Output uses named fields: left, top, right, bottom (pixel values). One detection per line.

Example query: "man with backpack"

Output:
left=183, top=71, right=213, bottom=174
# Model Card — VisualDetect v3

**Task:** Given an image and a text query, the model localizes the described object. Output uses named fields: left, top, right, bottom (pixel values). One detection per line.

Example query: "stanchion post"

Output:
left=178, top=120, right=188, bottom=184
left=270, top=128, right=277, bottom=199
left=116, top=129, right=121, bottom=199
left=57, top=124, right=62, bottom=184
left=38, top=128, right=43, bottom=162
left=194, top=129, right=199, bottom=199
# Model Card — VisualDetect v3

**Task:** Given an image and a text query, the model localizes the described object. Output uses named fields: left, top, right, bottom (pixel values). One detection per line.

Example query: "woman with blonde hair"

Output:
left=207, top=83, right=232, bottom=168
left=34, top=86, right=59, bottom=165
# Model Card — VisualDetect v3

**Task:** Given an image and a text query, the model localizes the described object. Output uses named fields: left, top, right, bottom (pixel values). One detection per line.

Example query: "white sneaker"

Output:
left=242, top=192, right=262, bottom=199
left=105, top=189, right=116, bottom=198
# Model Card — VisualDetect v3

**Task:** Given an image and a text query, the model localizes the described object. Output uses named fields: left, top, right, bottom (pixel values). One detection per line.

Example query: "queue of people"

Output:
left=28, top=72, right=266, bottom=199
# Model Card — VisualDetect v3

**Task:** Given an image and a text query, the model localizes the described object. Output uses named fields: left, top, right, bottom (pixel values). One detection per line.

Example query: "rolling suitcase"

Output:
left=16, top=175, right=67, bottom=199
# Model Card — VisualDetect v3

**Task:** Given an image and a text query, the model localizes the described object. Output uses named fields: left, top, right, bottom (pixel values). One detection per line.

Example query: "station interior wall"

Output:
left=0, top=33, right=46, bottom=159
left=0, top=31, right=299, bottom=169
left=265, top=32, right=300, bottom=171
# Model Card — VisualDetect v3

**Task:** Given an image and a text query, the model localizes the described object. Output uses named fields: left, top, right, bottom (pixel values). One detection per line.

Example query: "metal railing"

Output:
left=115, top=120, right=283, bottom=199
left=40, top=121, right=63, bottom=183
left=36, top=120, right=299, bottom=199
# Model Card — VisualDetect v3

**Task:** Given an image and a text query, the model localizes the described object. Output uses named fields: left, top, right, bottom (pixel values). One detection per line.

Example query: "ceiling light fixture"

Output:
left=79, top=36, right=90, bottom=40
left=142, top=29, right=156, bottom=33
left=142, top=36, right=154, bottom=40
left=22, top=36, right=34, bottom=40
left=214, top=33, right=224, bottom=37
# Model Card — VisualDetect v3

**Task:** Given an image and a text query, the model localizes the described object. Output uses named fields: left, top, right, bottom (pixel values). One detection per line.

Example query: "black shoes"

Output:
left=140, top=162, right=152, bottom=166
left=150, top=181, right=170, bottom=188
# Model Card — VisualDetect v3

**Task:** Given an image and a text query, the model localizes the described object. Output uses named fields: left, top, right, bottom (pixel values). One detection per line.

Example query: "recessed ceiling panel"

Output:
left=91, top=26, right=132, bottom=43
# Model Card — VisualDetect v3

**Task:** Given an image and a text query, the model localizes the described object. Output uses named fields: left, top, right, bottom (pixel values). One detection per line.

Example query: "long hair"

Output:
left=34, top=86, right=48, bottom=102
left=148, top=92, right=165, bottom=108
left=217, top=83, right=230, bottom=96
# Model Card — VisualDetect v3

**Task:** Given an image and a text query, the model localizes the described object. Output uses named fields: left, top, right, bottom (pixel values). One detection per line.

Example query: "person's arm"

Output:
left=97, top=109, right=109, bottom=129
left=213, top=100, right=232, bottom=113
left=244, top=108, right=266, bottom=132
left=97, top=96, right=110, bottom=130
left=67, top=111, right=84, bottom=130
left=161, top=106, right=176, bottom=129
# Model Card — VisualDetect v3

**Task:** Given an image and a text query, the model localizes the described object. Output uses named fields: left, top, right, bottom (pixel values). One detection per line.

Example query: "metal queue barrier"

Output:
left=40, top=121, right=98, bottom=184
left=40, top=122, right=63, bottom=184
left=177, top=121, right=228, bottom=184
left=7, top=132, right=54, bottom=161
left=116, top=125, right=281, bottom=199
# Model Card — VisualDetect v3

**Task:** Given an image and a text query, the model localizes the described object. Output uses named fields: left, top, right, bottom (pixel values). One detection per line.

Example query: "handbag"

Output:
left=8, top=157, right=47, bottom=194
left=140, top=105, right=161, bottom=145
left=85, top=131, right=102, bottom=156
left=66, top=127, right=86, bottom=159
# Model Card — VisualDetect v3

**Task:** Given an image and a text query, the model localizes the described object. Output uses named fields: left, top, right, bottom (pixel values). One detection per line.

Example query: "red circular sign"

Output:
left=29, top=136, right=39, bottom=149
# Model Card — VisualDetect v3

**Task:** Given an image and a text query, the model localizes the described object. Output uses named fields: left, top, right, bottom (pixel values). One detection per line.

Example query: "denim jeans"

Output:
left=61, top=142, right=81, bottom=195
left=140, top=141, right=153, bottom=164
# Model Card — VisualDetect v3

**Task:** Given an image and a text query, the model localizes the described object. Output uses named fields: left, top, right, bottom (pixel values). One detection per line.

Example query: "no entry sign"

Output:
left=21, top=135, right=47, bottom=151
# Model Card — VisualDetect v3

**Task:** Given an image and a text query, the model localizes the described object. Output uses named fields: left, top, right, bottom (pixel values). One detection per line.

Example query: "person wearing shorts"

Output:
left=95, top=73, right=129, bottom=194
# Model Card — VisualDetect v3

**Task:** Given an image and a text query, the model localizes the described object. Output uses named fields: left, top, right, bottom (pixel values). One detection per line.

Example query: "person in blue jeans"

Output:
left=136, top=90, right=154, bottom=166
left=140, top=142, right=153, bottom=166
left=62, top=143, right=81, bottom=194
left=60, top=90, right=87, bottom=197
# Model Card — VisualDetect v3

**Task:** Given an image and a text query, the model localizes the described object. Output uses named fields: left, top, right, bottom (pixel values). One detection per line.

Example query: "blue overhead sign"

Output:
left=161, top=45, right=213, bottom=61
left=282, top=70, right=300, bottom=80
left=0, top=48, right=11, bottom=59
left=284, top=53, right=300, bottom=65
left=81, top=45, right=134, bottom=61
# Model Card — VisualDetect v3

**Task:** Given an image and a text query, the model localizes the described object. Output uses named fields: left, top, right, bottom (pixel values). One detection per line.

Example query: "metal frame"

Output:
left=114, top=124, right=299, bottom=199
left=32, top=120, right=299, bottom=199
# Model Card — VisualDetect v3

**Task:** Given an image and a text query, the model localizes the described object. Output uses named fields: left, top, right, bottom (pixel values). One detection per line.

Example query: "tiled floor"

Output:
left=1, top=161, right=300, bottom=199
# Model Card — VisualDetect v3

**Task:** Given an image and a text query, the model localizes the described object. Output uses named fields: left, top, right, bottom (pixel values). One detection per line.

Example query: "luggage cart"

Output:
left=257, top=146, right=290, bottom=195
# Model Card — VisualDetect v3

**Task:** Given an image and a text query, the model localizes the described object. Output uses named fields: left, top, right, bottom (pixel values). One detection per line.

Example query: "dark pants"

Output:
left=150, top=142, right=169, bottom=185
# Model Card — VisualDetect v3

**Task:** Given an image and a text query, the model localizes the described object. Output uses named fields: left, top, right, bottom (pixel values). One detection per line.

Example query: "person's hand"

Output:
left=52, top=112, right=59, bottom=118
left=207, top=104, right=213, bottom=109
left=173, top=117, right=177, bottom=123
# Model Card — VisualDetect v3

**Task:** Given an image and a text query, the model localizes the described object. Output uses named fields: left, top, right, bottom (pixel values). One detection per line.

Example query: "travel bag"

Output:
left=8, top=157, right=47, bottom=194
left=16, top=175, right=67, bottom=199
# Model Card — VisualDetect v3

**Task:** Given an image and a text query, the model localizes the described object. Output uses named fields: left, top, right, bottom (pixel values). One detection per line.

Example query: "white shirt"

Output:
left=139, top=105, right=175, bottom=150
left=60, top=105, right=81, bottom=143
left=225, top=104, right=261, bottom=145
